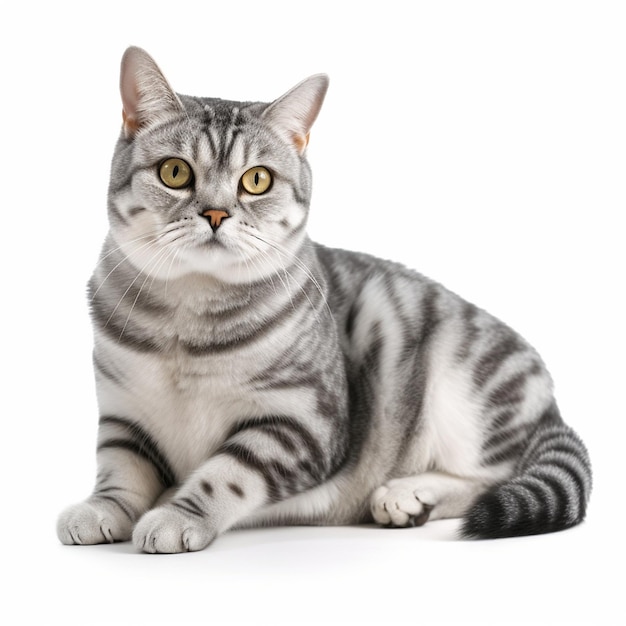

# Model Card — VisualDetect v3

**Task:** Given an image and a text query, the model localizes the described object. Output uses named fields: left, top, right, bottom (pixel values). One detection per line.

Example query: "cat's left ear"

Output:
left=262, top=74, right=329, bottom=154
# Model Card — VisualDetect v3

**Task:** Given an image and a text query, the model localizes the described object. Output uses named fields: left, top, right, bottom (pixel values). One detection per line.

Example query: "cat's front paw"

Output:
left=132, top=505, right=215, bottom=553
left=57, top=499, right=133, bottom=545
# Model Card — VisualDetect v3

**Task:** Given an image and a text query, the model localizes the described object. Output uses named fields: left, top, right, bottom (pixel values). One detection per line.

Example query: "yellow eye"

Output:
left=241, top=166, right=272, bottom=195
left=159, top=158, right=193, bottom=189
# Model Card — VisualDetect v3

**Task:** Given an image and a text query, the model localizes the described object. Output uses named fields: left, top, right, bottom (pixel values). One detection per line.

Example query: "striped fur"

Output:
left=57, top=47, right=591, bottom=552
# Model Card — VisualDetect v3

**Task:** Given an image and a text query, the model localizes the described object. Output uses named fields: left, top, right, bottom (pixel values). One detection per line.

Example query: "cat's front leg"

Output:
left=131, top=460, right=263, bottom=553
left=133, top=415, right=330, bottom=553
left=57, top=415, right=174, bottom=545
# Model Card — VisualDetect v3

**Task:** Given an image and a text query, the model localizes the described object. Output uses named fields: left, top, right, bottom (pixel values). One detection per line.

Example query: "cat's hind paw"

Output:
left=132, top=505, right=215, bottom=553
left=370, top=482, right=433, bottom=528
left=57, top=499, right=133, bottom=545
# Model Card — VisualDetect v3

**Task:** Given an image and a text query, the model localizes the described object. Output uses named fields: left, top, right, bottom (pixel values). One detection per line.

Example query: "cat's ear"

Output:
left=262, top=74, right=329, bottom=154
left=120, top=46, right=184, bottom=139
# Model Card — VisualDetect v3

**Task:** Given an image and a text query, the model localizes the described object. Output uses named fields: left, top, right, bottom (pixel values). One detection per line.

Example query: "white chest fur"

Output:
left=92, top=270, right=319, bottom=482
left=95, top=341, right=268, bottom=481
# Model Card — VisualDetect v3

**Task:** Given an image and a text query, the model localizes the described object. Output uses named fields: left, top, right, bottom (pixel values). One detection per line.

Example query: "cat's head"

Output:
left=108, top=46, right=328, bottom=283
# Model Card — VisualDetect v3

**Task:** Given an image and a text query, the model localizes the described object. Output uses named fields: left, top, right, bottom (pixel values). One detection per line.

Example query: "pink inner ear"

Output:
left=263, top=74, right=329, bottom=155
left=120, top=50, right=141, bottom=136
left=293, top=132, right=311, bottom=154
left=117, top=47, right=184, bottom=139
left=122, top=109, right=139, bottom=136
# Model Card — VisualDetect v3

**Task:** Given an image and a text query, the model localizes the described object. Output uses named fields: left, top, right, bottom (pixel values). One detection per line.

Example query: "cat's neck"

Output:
left=100, top=233, right=321, bottom=317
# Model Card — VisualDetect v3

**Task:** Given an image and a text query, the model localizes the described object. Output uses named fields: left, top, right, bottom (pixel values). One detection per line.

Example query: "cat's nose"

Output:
left=202, top=209, right=231, bottom=232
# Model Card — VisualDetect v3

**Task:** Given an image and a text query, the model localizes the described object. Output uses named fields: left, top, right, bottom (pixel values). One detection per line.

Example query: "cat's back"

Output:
left=314, top=242, right=543, bottom=385
left=315, top=242, right=461, bottom=344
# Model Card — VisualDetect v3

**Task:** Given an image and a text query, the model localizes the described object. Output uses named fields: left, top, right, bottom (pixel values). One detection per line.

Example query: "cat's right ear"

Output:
left=120, top=46, right=183, bottom=139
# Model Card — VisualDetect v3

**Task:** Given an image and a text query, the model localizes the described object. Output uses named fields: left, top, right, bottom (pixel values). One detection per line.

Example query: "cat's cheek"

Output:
left=281, top=201, right=307, bottom=233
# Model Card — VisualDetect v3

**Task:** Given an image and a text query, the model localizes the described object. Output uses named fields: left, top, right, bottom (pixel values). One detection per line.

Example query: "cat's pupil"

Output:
left=173, top=165, right=180, bottom=179
left=254, top=172, right=259, bottom=186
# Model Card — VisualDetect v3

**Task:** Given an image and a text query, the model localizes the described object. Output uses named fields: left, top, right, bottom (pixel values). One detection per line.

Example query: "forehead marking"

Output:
left=199, top=103, right=249, bottom=167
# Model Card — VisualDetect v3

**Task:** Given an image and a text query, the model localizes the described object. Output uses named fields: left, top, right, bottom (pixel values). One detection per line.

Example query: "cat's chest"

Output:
left=118, top=349, right=262, bottom=479
left=97, top=286, right=308, bottom=478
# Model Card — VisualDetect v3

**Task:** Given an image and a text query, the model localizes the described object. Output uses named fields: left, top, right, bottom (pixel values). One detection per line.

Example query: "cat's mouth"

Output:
left=180, top=228, right=234, bottom=258
left=200, top=230, right=229, bottom=250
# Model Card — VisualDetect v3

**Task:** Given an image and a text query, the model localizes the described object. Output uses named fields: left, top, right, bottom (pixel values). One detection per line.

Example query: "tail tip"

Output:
left=459, top=487, right=589, bottom=540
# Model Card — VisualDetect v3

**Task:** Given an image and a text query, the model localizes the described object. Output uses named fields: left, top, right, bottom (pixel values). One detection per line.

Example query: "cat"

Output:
left=57, top=46, right=592, bottom=553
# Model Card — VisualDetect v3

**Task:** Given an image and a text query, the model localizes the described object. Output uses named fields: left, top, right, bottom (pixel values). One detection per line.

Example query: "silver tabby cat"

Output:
left=57, top=47, right=591, bottom=552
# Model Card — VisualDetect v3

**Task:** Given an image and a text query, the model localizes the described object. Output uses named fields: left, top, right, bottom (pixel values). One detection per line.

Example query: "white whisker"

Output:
left=91, top=236, right=163, bottom=300
left=238, top=235, right=293, bottom=305
left=94, top=231, right=161, bottom=268
left=162, top=247, right=183, bottom=299
left=245, top=232, right=334, bottom=323
left=119, top=245, right=175, bottom=338
left=105, top=238, right=176, bottom=331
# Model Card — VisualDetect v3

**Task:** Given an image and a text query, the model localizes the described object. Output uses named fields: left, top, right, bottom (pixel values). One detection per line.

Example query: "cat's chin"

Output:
left=167, top=244, right=280, bottom=285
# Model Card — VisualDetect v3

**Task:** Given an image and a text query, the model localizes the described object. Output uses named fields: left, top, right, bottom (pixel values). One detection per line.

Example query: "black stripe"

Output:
left=526, top=470, right=573, bottom=529
left=490, top=408, right=516, bottom=431
left=395, top=284, right=440, bottom=460
left=93, top=353, right=126, bottom=387
left=219, top=442, right=288, bottom=503
left=89, top=270, right=171, bottom=317
left=483, top=421, right=533, bottom=453
left=171, top=497, right=206, bottom=519
left=227, top=416, right=324, bottom=460
left=481, top=420, right=535, bottom=466
left=482, top=438, right=527, bottom=466
left=487, top=372, right=528, bottom=407
left=489, top=362, right=544, bottom=408
left=94, top=494, right=136, bottom=522
left=227, top=415, right=328, bottom=482
left=98, top=416, right=176, bottom=487
left=345, top=300, right=359, bottom=337
left=198, top=299, right=251, bottom=324
left=180, top=285, right=310, bottom=355
left=534, top=455, right=588, bottom=516
left=108, top=198, right=130, bottom=226
left=517, top=479, right=552, bottom=528
left=205, top=126, right=218, bottom=158
left=524, top=430, right=589, bottom=473
left=343, top=322, right=384, bottom=465
left=219, top=127, right=241, bottom=166
left=133, top=112, right=190, bottom=141
left=289, top=176, right=309, bottom=206
left=90, top=298, right=164, bottom=353
left=473, top=334, right=525, bottom=388
left=523, top=423, right=591, bottom=516
left=463, top=421, right=591, bottom=538
left=199, top=101, right=220, bottom=157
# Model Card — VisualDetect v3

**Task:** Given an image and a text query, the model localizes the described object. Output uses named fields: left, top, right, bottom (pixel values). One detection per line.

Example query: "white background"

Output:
left=1, top=1, right=624, bottom=624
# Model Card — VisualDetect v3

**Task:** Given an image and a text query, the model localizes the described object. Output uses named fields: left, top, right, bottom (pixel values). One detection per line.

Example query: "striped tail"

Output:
left=460, top=413, right=592, bottom=539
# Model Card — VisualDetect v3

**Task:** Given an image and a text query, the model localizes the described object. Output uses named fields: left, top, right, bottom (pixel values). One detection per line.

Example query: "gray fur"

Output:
left=57, top=47, right=591, bottom=552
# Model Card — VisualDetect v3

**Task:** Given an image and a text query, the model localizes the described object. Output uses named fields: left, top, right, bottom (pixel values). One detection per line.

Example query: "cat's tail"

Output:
left=460, top=406, right=592, bottom=539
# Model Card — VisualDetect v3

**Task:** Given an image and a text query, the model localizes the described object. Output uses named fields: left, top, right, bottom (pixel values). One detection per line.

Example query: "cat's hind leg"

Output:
left=370, top=472, right=488, bottom=527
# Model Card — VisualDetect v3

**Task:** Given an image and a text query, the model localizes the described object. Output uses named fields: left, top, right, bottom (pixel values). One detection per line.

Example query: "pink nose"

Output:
left=202, top=209, right=230, bottom=232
